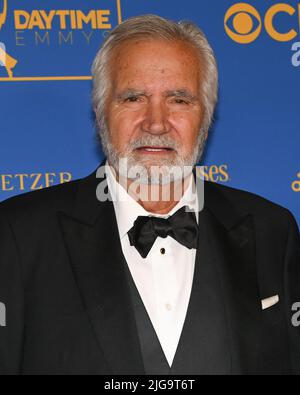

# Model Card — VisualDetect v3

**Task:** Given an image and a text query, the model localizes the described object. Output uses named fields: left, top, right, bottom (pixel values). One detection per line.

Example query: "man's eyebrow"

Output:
left=116, top=89, right=147, bottom=100
left=164, top=90, right=199, bottom=101
left=115, top=89, right=199, bottom=101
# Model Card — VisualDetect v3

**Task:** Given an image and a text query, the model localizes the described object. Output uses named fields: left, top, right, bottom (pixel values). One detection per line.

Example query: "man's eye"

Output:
left=173, top=99, right=189, bottom=105
left=125, top=96, right=140, bottom=103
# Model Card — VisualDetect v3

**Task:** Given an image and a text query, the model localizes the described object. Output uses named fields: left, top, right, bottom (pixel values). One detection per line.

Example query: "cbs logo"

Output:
left=225, top=2, right=300, bottom=44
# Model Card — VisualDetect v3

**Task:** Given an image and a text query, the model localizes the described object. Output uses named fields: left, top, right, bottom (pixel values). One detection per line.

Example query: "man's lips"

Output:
left=135, top=146, right=175, bottom=154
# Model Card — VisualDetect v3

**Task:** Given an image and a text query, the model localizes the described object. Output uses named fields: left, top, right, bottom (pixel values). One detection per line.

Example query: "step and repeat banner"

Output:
left=0, top=0, right=299, bottom=225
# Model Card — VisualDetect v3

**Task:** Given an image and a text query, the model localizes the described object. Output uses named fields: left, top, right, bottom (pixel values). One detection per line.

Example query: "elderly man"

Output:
left=0, top=15, right=299, bottom=375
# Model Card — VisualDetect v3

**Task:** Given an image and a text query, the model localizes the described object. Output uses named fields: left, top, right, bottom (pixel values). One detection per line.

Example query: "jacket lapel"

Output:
left=171, top=207, right=232, bottom=374
left=204, top=181, right=262, bottom=374
left=58, top=170, right=145, bottom=374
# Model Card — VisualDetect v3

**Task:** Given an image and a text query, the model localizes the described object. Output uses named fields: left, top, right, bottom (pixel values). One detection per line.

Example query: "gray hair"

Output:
left=92, top=14, right=218, bottom=135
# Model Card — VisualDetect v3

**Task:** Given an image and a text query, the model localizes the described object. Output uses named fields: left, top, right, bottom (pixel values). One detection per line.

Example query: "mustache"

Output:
left=128, top=136, right=179, bottom=151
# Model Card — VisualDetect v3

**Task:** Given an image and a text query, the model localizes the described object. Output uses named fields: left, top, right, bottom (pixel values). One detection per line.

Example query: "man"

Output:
left=0, top=15, right=299, bottom=375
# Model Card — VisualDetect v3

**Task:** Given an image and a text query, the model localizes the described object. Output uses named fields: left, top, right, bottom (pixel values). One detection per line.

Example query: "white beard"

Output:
left=99, top=123, right=207, bottom=185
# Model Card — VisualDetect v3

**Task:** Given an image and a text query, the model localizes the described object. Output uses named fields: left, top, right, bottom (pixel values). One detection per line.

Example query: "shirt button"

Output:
left=160, top=248, right=166, bottom=255
left=165, top=303, right=172, bottom=311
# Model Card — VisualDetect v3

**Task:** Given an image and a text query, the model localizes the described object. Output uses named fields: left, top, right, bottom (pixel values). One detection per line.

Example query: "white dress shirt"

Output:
left=105, top=163, right=199, bottom=367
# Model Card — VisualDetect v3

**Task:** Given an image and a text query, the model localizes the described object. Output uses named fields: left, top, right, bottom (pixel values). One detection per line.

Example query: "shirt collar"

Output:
left=105, top=162, right=199, bottom=240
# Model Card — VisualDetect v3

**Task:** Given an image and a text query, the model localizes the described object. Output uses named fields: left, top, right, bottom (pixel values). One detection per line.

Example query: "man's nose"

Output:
left=141, top=101, right=171, bottom=135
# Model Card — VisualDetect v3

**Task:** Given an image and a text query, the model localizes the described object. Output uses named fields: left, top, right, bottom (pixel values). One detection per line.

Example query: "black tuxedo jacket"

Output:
left=0, top=168, right=299, bottom=375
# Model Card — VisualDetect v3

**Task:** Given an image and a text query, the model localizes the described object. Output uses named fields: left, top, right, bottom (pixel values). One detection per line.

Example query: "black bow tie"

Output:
left=128, top=206, right=199, bottom=259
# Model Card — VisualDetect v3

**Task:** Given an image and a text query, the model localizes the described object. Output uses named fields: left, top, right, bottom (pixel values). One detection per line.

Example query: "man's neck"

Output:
left=138, top=194, right=184, bottom=215
left=114, top=170, right=192, bottom=215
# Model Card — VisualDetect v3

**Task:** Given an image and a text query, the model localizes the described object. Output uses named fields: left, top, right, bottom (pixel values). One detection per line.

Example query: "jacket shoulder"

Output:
left=0, top=175, right=85, bottom=222
left=206, top=181, right=297, bottom=227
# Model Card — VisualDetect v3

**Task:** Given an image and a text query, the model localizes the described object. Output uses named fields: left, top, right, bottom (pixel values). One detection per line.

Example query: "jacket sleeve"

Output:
left=0, top=209, right=24, bottom=375
left=284, top=211, right=300, bottom=375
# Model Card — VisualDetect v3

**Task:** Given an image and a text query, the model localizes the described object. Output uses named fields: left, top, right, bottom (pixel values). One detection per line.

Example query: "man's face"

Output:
left=103, top=38, right=206, bottom=183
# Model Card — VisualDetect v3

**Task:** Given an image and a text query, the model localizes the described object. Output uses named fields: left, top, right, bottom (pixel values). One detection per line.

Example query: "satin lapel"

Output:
left=58, top=171, right=145, bottom=374
left=204, top=182, right=262, bottom=375
left=171, top=208, right=232, bottom=375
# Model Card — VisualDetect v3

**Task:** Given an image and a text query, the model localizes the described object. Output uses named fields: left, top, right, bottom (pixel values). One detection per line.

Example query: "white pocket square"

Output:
left=261, top=295, right=279, bottom=310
